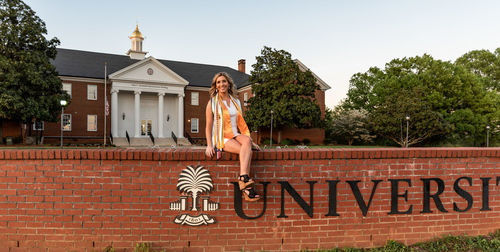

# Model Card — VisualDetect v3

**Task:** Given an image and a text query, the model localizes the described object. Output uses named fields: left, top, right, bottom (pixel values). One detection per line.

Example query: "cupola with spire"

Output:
left=127, top=24, right=147, bottom=60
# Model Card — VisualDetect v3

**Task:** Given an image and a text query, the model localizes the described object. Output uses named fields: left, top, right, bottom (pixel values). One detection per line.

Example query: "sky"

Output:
left=24, top=0, right=500, bottom=109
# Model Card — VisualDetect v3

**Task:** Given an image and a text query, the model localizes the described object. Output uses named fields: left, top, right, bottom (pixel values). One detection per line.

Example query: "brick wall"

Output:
left=315, top=89, right=326, bottom=118
left=1, top=120, right=22, bottom=139
left=0, top=148, right=499, bottom=251
left=184, top=89, right=210, bottom=140
left=44, top=79, right=111, bottom=144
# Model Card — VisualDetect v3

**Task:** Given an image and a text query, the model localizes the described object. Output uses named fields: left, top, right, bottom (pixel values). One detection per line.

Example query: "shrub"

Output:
left=280, top=138, right=295, bottom=145
left=261, top=138, right=276, bottom=145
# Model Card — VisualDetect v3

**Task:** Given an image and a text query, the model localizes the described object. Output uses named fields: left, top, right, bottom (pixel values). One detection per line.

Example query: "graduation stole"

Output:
left=211, top=93, right=244, bottom=152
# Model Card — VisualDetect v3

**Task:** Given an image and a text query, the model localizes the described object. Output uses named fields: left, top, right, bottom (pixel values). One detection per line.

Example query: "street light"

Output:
left=254, top=130, right=259, bottom=146
left=60, top=100, right=67, bottom=148
left=486, top=125, right=490, bottom=147
left=405, top=115, right=410, bottom=148
left=270, top=109, right=274, bottom=147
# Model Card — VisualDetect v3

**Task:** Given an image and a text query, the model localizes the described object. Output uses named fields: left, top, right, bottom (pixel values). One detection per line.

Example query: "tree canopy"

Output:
left=455, top=48, right=500, bottom=92
left=244, top=46, right=322, bottom=131
left=0, top=0, right=68, bottom=124
left=369, top=88, right=447, bottom=147
left=343, top=53, right=500, bottom=146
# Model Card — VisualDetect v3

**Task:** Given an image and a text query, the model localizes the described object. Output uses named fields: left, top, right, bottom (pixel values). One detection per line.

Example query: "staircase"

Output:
left=113, top=138, right=129, bottom=147
left=130, top=138, right=153, bottom=147
left=156, top=138, right=176, bottom=146
left=176, top=137, right=192, bottom=146
left=113, top=137, right=189, bottom=147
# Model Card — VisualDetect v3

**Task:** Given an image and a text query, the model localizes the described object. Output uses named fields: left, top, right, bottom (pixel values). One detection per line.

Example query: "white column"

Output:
left=134, top=90, right=141, bottom=137
left=111, top=88, right=119, bottom=137
left=158, top=92, right=165, bottom=138
left=178, top=93, right=184, bottom=138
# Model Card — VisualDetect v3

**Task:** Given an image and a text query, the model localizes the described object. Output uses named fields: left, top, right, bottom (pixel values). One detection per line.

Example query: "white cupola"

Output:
left=127, top=24, right=147, bottom=60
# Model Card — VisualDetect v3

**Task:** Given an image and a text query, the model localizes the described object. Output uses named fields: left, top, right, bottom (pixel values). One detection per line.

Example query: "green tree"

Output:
left=369, top=88, right=448, bottom=147
left=343, top=67, right=384, bottom=112
left=245, top=47, right=321, bottom=136
left=345, top=54, right=499, bottom=146
left=455, top=48, right=500, bottom=92
left=0, top=0, right=68, bottom=137
left=455, top=49, right=500, bottom=145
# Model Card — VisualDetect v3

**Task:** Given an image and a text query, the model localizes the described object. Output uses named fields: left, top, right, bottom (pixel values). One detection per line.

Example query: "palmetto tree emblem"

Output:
left=177, top=165, right=213, bottom=211
left=170, top=165, right=218, bottom=226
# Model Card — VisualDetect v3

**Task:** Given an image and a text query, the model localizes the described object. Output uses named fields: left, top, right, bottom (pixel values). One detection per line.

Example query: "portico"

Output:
left=109, top=57, right=189, bottom=146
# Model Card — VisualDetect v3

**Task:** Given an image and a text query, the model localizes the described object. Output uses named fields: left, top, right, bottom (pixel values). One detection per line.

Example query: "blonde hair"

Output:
left=210, top=72, right=235, bottom=97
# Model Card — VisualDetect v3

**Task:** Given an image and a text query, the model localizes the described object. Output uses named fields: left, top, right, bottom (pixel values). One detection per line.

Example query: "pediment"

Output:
left=109, top=57, right=189, bottom=86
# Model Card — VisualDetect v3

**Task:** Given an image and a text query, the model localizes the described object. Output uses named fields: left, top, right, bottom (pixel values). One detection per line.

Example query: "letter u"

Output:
left=232, top=182, right=269, bottom=219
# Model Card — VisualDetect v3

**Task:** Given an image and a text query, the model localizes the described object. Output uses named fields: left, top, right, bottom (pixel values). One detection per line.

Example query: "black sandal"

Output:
left=242, top=187, right=260, bottom=202
left=238, top=174, right=255, bottom=190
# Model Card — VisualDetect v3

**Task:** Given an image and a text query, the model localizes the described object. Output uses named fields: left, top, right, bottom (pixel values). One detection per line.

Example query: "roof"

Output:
left=51, top=48, right=250, bottom=88
left=294, top=59, right=331, bottom=91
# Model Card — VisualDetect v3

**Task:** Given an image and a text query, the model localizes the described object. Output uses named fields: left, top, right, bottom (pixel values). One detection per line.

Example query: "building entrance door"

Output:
left=141, top=119, right=152, bottom=136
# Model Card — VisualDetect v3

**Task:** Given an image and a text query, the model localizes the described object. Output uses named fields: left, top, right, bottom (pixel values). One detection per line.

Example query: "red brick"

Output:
left=0, top=147, right=497, bottom=250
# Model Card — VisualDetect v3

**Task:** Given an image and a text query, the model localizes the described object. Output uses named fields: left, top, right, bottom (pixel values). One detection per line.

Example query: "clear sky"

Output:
left=24, top=0, right=500, bottom=109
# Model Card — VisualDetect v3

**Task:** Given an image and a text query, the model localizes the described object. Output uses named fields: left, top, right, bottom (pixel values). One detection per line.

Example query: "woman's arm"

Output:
left=205, top=100, right=214, bottom=157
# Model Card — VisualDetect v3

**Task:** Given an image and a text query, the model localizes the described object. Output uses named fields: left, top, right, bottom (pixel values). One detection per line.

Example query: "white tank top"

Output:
left=223, top=100, right=240, bottom=137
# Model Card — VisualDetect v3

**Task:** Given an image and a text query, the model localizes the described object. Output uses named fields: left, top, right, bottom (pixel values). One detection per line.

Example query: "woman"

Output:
left=205, top=72, right=261, bottom=201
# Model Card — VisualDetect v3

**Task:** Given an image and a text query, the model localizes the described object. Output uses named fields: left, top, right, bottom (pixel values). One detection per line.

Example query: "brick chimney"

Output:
left=238, top=59, right=246, bottom=73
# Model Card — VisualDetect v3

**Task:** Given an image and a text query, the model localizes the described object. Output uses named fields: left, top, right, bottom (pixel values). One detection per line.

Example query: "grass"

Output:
left=101, top=231, right=500, bottom=251
left=303, top=230, right=500, bottom=252
left=103, top=243, right=166, bottom=252
left=261, top=145, right=390, bottom=149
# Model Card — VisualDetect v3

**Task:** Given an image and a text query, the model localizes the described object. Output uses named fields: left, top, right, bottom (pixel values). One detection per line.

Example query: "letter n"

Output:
left=278, top=181, right=316, bottom=218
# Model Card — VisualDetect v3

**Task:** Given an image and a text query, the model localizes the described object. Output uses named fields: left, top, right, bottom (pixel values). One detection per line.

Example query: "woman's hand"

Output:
left=205, top=145, right=215, bottom=157
left=251, top=141, right=261, bottom=151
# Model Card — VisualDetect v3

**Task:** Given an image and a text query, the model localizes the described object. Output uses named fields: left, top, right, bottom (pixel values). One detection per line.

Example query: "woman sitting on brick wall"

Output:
left=205, top=72, right=261, bottom=201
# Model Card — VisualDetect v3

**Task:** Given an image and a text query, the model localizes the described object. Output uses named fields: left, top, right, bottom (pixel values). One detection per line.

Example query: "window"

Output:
left=33, top=121, right=44, bottom=131
left=87, top=115, right=97, bottom=131
left=62, top=114, right=71, bottom=131
left=244, top=93, right=248, bottom=106
left=135, top=41, right=141, bottom=51
left=87, top=85, right=97, bottom=100
left=191, top=92, right=199, bottom=106
left=62, top=83, right=72, bottom=97
left=191, top=118, right=199, bottom=133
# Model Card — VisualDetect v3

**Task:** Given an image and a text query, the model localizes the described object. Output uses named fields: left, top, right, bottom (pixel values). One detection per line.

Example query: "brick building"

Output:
left=5, top=25, right=330, bottom=146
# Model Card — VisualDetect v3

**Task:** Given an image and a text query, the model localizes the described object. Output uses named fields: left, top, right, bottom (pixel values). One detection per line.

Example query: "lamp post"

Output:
left=486, top=125, right=490, bottom=147
left=270, top=109, right=274, bottom=147
left=60, top=100, right=67, bottom=148
left=405, top=115, right=410, bottom=148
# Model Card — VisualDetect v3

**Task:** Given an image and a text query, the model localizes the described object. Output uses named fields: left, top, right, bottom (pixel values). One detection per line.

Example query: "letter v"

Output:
left=346, top=180, right=382, bottom=216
